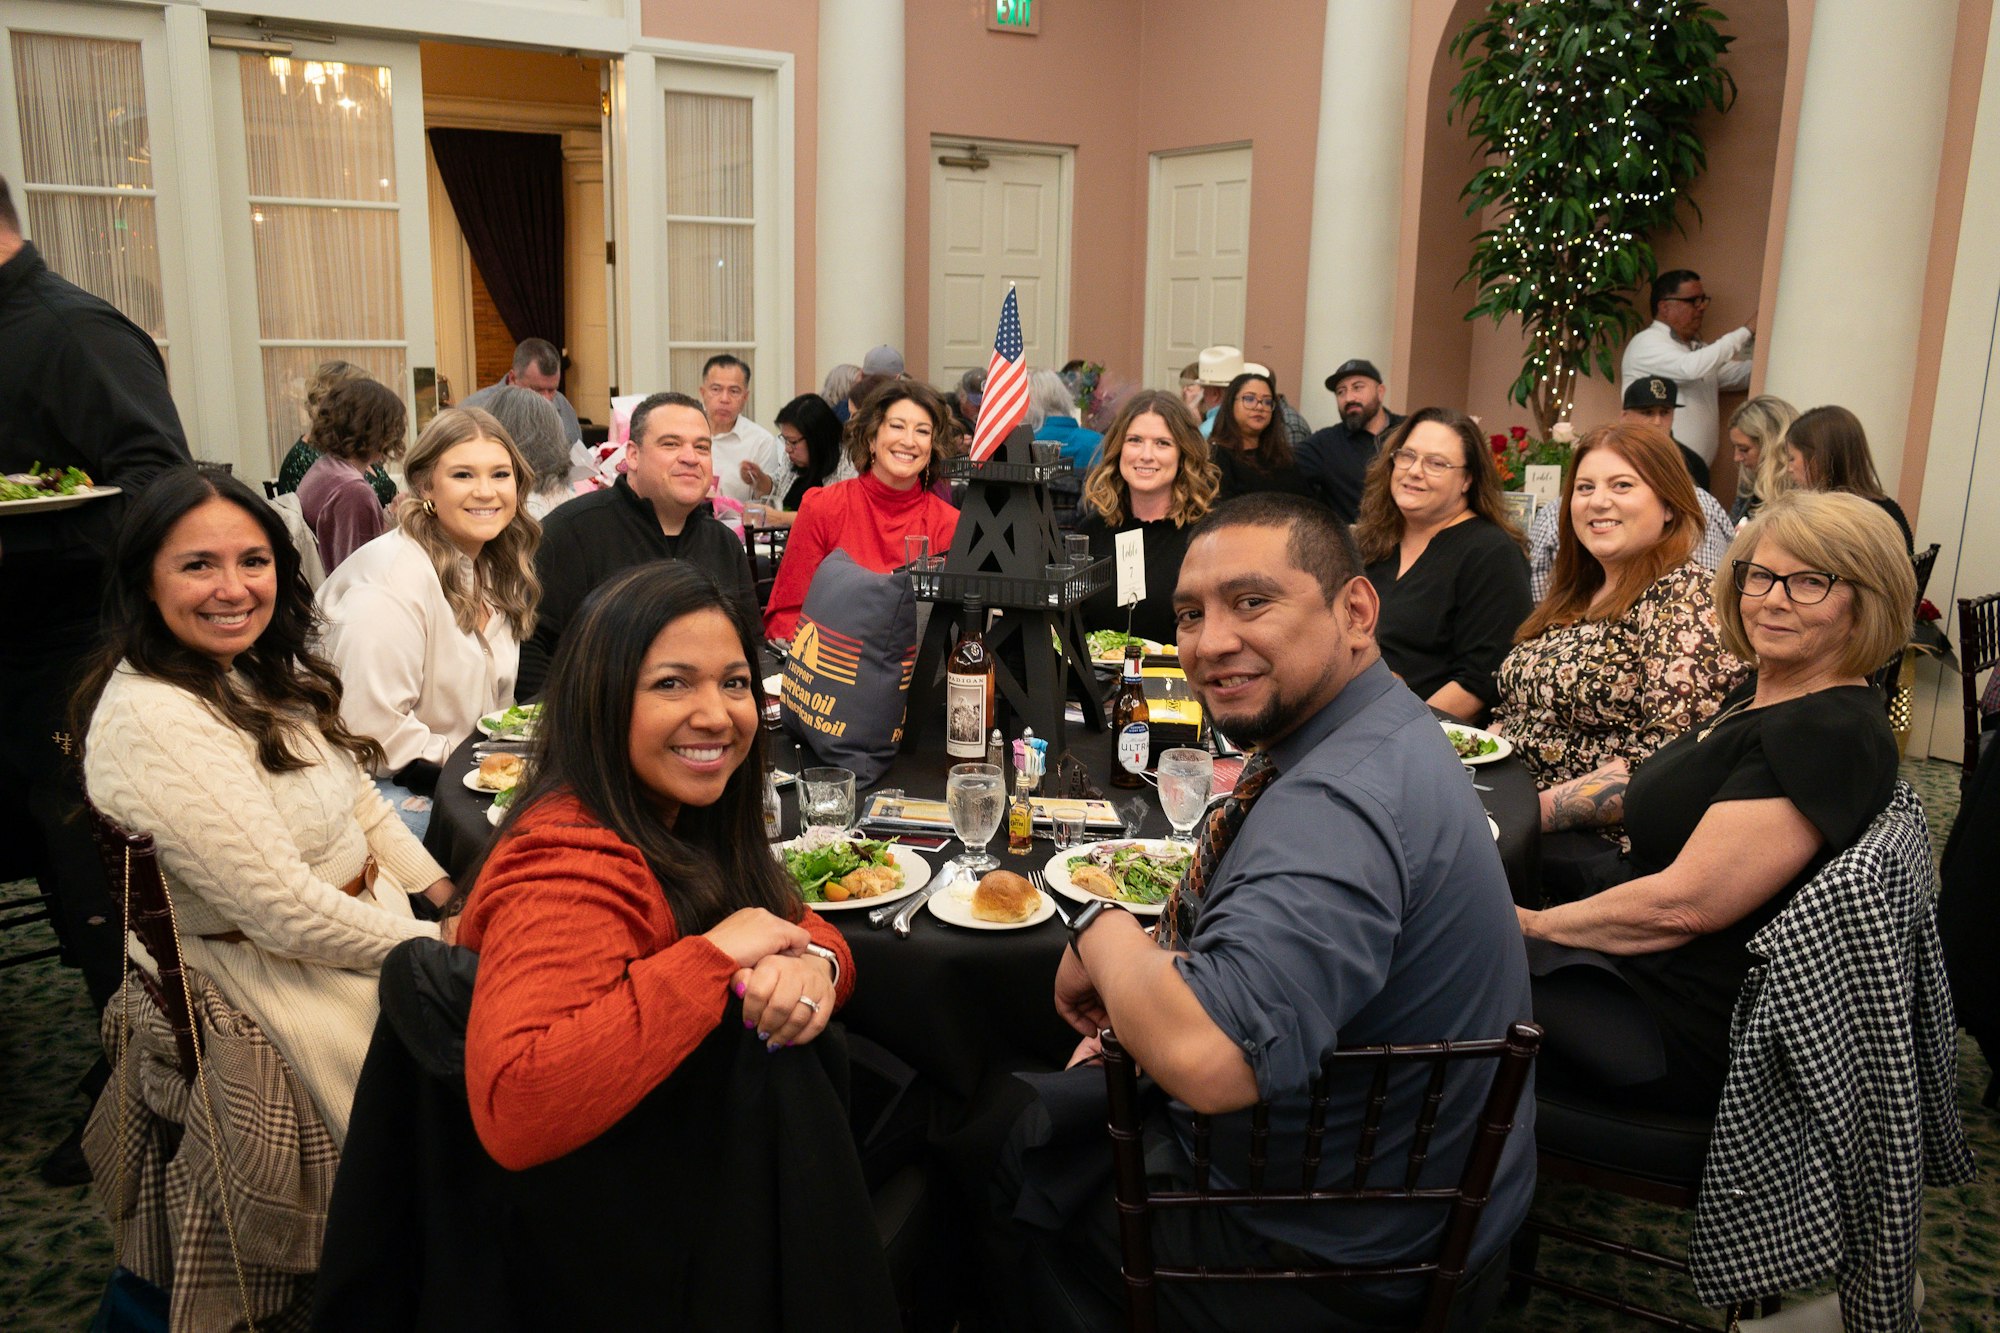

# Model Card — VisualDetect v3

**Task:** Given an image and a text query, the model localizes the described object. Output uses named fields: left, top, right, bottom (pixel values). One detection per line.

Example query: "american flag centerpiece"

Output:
left=967, top=285, right=1027, bottom=462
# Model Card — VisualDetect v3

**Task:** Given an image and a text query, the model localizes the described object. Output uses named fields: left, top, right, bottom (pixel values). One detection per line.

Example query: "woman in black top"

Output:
left=1209, top=372, right=1321, bottom=504
left=1781, top=404, right=1914, bottom=551
left=755, top=394, right=844, bottom=527
left=1518, top=492, right=1915, bottom=1110
left=1074, top=390, right=1218, bottom=644
left=1354, top=407, right=1530, bottom=721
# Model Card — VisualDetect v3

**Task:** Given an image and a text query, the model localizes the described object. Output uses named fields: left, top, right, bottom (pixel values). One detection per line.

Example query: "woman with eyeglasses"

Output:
left=1354, top=408, right=1531, bottom=721
left=1207, top=371, right=1322, bottom=504
left=1517, top=492, right=1912, bottom=1111
left=1492, top=423, right=1748, bottom=786
left=744, top=393, right=844, bottom=529
left=1779, top=404, right=1915, bottom=553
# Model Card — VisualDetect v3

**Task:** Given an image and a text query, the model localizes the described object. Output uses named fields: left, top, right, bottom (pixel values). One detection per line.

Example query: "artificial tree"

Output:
left=1449, top=1, right=1735, bottom=436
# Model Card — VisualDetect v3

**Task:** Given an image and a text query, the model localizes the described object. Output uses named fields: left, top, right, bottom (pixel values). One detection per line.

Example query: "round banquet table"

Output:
left=424, top=708, right=1543, bottom=1106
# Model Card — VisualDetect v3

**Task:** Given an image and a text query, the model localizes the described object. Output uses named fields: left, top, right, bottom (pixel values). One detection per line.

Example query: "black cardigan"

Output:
left=314, top=940, right=898, bottom=1332
left=518, top=476, right=759, bottom=697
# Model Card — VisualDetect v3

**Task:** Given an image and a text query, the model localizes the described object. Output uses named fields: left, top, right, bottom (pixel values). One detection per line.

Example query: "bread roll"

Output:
left=971, top=869, right=1039, bottom=923
left=478, top=753, right=524, bottom=791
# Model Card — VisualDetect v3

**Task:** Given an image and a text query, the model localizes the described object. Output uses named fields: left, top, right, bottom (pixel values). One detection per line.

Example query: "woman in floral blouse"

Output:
left=1492, top=423, right=1748, bottom=786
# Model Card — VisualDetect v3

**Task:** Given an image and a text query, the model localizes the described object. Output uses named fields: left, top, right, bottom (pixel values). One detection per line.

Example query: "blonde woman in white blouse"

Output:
left=78, top=469, right=453, bottom=1142
left=317, top=408, right=541, bottom=831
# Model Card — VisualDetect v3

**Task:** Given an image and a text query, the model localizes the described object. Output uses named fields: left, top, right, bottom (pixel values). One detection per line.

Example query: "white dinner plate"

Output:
left=927, top=877, right=1058, bottom=930
left=773, top=837, right=931, bottom=913
left=1441, top=721, right=1514, bottom=766
left=462, top=768, right=522, bottom=795
left=0, top=484, right=120, bottom=514
left=477, top=705, right=542, bottom=740
left=1041, top=839, right=1187, bottom=918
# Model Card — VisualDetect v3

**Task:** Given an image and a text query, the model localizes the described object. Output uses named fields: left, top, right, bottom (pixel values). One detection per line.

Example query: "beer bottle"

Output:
left=1111, top=644, right=1149, bottom=788
left=945, top=595, right=995, bottom=760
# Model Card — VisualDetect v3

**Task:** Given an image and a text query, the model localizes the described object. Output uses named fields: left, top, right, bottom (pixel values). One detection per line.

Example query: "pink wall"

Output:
left=640, top=0, right=820, bottom=396
left=902, top=0, right=1145, bottom=383
left=1399, top=0, right=1797, bottom=499
left=900, top=0, right=1327, bottom=399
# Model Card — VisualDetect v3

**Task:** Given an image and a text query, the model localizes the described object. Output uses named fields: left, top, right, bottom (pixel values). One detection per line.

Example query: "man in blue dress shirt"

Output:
left=998, top=494, right=1535, bottom=1330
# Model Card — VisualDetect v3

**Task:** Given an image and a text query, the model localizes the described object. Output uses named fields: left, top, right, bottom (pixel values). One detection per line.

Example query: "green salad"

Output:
left=1445, top=727, right=1499, bottom=760
left=480, top=702, right=542, bottom=739
left=1, top=463, right=94, bottom=502
left=781, top=831, right=901, bottom=903
left=1086, top=629, right=1150, bottom=660
left=1066, top=842, right=1190, bottom=905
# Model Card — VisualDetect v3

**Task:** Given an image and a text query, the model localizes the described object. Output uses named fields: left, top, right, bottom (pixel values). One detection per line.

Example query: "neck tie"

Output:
left=1158, top=750, right=1277, bottom=950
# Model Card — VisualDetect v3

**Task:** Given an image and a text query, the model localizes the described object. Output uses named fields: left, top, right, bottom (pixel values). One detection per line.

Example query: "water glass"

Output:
left=1156, top=748, right=1214, bottom=844
left=799, top=767, right=856, bottom=832
left=744, top=504, right=766, bottom=532
left=946, top=762, right=1007, bottom=872
left=904, top=533, right=930, bottom=570
left=1051, top=803, right=1088, bottom=850
left=1045, top=562, right=1069, bottom=607
left=1065, top=534, right=1093, bottom=598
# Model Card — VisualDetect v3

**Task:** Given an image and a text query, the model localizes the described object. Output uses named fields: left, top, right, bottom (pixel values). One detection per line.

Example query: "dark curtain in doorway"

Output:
left=428, top=127, right=566, bottom=367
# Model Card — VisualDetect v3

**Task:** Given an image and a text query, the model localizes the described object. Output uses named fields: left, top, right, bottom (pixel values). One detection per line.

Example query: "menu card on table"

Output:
left=859, top=791, right=1124, bottom=832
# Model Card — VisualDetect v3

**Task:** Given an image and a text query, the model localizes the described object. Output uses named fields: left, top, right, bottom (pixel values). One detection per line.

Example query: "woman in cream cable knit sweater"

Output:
left=77, top=468, right=453, bottom=1143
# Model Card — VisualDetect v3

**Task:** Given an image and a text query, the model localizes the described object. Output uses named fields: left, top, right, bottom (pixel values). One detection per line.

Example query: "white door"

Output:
left=1144, top=145, right=1252, bottom=390
left=210, top=35, right=434, bottom=476
left=929, top=139, right=1071, bottom=387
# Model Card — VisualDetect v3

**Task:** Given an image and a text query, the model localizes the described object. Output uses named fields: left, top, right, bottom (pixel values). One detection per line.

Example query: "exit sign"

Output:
left=988, top=0, right=1039, bottom=34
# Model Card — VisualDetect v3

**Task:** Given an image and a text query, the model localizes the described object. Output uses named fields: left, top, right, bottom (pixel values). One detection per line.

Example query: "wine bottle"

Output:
left=946, top=594, right=995, bottom=760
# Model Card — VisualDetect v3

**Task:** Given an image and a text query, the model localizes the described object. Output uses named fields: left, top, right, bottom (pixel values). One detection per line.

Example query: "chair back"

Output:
left=1100, top=1021, right=1541, bottom=1333
left=267, top=490, right=328, bottom=590
left=1961, top=592, right=2000, bottom=785
left=1912, top=543, right=1940, bottom=604
left=746, top=523, right=790, bottom=610
left=85, top=804, right=199, bottom=1083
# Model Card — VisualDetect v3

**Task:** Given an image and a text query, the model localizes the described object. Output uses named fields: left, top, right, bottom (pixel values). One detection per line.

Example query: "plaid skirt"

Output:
left=82, top=969, right=337, bottom=1332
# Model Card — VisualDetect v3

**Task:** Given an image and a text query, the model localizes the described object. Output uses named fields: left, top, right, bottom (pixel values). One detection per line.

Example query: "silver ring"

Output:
left=796, top=994, right=822, bottom=1013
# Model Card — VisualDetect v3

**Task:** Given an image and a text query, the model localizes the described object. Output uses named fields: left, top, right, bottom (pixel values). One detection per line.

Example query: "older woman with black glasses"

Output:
left=1355, top=408, right=1532, bottom=721
left=1518, top=491, right=1914, bottom=1112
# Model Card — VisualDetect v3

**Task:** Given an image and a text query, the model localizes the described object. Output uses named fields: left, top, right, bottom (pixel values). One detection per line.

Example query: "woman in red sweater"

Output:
left=762, top=379, right=961, bottom=639
left=458, top=561, right=855, bottom=1171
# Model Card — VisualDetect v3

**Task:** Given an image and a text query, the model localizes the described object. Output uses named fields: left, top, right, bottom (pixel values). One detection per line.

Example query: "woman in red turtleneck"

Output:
left=762, top=380, right=960, bottom=640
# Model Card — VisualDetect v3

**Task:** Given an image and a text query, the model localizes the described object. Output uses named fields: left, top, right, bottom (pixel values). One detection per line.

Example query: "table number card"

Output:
left=1524, top=463, right=1563, bottom=510
left=1114, top=528, right=1145, bottom=607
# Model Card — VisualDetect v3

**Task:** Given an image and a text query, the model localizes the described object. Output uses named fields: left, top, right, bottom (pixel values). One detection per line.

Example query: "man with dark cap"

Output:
left=1621, top=374, right=1711, bottom=492
left=1295, top=358, right=1404, bottom=523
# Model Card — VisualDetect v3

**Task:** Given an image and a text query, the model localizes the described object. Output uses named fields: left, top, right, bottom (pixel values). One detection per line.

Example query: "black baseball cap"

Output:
left=1324, top=359, right=1383, bottom=392
left=1623, top=376, right=1680, bottom=410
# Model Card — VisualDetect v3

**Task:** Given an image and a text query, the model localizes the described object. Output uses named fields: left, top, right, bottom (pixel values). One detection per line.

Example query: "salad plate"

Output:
left=478, top=703, right=542, bottom=740
left=774, top=832, right=931, bottom=912
left=0, top=483, right=119, bottom=514
left=1042, top=839, right=1190, bottom=918
left=1441, top=721, right=1513, bottom=766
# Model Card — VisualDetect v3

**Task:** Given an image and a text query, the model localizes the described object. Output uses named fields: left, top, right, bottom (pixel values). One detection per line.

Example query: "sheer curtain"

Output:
left=664, top=92, right=754, bottom=392
left=10, top=33, right=166, bottom=347
left=239, top=55, right=406, bottom=462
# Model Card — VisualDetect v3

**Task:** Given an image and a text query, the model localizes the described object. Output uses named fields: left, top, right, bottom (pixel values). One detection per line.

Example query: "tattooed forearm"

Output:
left=1542, top=762, right=1630, bottom=832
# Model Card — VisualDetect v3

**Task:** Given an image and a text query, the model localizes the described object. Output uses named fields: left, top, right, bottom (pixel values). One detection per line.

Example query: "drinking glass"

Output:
left=744, top=504, right=766, bottom=530
left=799, top=767, right=856, bottom=832
left=1045, top=562, right=1069, bottom=607
left=946, top=762, right=1007, bottom=872
left=1156, top=748, right=1214, bottom=845
left=1064, top=533, right=1093, bottom=599
left=904, top=533, right=930, bottom=570
left=1051, top=803, right=1088, bottom=850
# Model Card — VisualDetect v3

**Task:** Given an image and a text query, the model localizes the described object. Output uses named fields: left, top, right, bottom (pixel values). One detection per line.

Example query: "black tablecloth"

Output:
left=425, top=710, right=1542, bottom=1103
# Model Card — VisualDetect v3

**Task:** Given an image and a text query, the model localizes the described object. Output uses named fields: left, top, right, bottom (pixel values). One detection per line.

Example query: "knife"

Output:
left=882, top=859, right=961, bottom=935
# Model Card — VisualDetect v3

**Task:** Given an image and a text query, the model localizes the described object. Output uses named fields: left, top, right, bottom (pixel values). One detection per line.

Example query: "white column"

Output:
left=815, top=0, right=904, bottom=376
left=161, top=5, right=241, bottom=467
left=1762, top=4, right=1958, bottom=488
left=1298, top=0, right=1410, bottom=427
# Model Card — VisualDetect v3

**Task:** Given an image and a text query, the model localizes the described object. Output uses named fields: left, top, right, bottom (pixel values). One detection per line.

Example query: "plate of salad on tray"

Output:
left=0, top=464, right=118, bottom=514
left=774, top=828, right=931, bottom=912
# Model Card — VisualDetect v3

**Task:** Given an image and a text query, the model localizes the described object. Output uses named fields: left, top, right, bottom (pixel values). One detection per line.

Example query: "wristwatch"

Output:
left=803, top=941, right=841, bottom=990
left=1066, top=899, right=1129, bottom=955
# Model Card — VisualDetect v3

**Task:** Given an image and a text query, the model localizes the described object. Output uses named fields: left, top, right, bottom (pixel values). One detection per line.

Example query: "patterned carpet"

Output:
left=1, top=759, right=1993, bottom=1330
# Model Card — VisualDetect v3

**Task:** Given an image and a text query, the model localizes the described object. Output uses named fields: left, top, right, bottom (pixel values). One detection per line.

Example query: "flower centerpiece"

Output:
left=1491, top=420, right=1576, bottom=491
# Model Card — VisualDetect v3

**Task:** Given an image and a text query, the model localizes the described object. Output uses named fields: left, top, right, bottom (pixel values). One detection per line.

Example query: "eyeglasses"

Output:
left=1238, top=394, right=1276, bottom=409
left=1731, top=560, right=1845, bottom=605
left=1663, top=293, right=1711, bottom=308
left=1389, top=449, right=1467, bottom=477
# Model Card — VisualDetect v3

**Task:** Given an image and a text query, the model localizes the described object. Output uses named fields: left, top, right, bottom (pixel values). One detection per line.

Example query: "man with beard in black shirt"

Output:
left=1296, top=358, right=1403, bottom=523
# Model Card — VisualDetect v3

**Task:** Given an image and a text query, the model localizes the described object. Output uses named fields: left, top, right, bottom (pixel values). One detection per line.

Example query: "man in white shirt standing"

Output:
left=1620, top=269, right=1755, bottom=471
left=701, top=353, right=786, bottom=505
